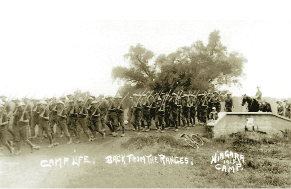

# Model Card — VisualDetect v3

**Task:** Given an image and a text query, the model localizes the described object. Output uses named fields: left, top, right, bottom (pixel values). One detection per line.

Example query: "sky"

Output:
left=0, top=0, right=290, bottom=100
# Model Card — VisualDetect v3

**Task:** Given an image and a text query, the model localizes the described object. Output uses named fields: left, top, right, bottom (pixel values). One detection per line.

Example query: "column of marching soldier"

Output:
left=0, top=90, right=232, bottom=155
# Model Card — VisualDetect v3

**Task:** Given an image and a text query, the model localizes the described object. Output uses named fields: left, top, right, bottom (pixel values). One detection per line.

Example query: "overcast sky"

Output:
left=0, top=0, right=290, bottom=99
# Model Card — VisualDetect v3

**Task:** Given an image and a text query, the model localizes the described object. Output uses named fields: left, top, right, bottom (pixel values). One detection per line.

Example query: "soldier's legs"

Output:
left=94, top=119, right=104, bottom=137
left=135, top=112, right=141, bottom=132
left=76, top=118, right=90, bottom=141
left=40, top=121, right=53, bottom=145
left=58, top=119, right=71, bottom=141
left=105, top=114, right=113, bottom=132
left=0, top=128, right=13, bottom=153
left=118, top=113, right=125, bottom=134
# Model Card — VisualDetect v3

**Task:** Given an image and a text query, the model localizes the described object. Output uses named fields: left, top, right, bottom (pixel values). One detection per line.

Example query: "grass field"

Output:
left=1, top=125, right=291, bottom=188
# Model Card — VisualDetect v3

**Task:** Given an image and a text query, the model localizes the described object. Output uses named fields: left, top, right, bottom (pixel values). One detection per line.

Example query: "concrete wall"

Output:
left=208, top=112, right=291, bottom=138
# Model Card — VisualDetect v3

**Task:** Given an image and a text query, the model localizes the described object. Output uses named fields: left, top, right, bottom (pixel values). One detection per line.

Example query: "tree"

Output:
left=112, top=30, right=247, bottom=95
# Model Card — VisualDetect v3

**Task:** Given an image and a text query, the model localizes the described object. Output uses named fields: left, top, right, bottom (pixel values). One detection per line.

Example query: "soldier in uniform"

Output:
left=99, top=96, right=109, bottom=132
left=56, top=101, right=72, bottom=144
left=105, top=96, right=115, bottom=135
left=67, top=100, right=78, bottom=142
left=0, top=102, right=14, bottom=154
left=169, top=93, right=179, bottom=131
left=213, top=91, right=221, bottom=113
left=114, top=95, right=125, bottom=136
left=149, top=95, right=156, bottom=130
left=277, top=101, right=284, bottom=116
left=13, top=102, right=40, bottom=154
left=31, top=101, right=41, bottom=140
left=76, top=98, right=91, bottom=142
left=90, top=100, right=105, bottom=139
left=49, top=97, right=59, bottom=138
left=181, top=95, right=190, bottom=129
left=134, top=94, right=143, bottom=133
left=39, top=101, right=55, bottom=148
left=200, top=94, right=208, bottom=123
left=189, top=94, right=196, bottom=126
left=141, top=94, right=150, bottom=132
left=255, top=86, right=262, bottom=101
left=156, top=97, right=165, bottom=133
left=224, top=92, right=234, bottom=112
left=127, top=96, right=135, bottom=130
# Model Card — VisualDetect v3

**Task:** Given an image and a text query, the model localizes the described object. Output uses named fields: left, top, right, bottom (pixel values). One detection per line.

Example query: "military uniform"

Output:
left=76, top=101, right=91, bottom=142
left=99, top=98, right=109, bottom=131
left=141, top=97, right=150, bottom=132
left=277, top=102, right=284, bottom=116
left=90, top=102, right=105, bottom=138
left=67, top=102, right=78, bottom=141
left=127, top=97, right=135, bottom=130
left=56, top=101, right=71, bottom=143
left=39, top=103, right=54, bottom=147
left=0, top=108, right=14, bottom=153
left=284, top=101, right=291, bottom=118
left=114, top=97, right=125, bottom=136
left=149, top=97, right=156, bottom=130
left=181, top=96, right=190, bottom=128
left=155, top=98, right=165, bottom=132
left=189, top=95, right=196, bottom=126
left=105, top=98, right=116, bottom=134
left=225, top=94, right=233, bottom=112
left=169, top=94, right=178, bottom=131
left=134, top=96, right=143, bottom=132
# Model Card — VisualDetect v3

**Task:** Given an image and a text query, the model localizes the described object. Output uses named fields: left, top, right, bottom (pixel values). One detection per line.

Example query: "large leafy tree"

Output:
left=112, top=30, right=247, bottom=95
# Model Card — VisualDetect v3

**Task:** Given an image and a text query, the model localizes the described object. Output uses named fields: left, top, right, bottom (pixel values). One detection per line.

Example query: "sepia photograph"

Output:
left=0, top=0, right=291, bottom=188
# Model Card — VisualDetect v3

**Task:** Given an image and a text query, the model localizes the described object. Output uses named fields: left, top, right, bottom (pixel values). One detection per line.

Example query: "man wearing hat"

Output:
left=127, top=96, right=135, bottom=130
left=39, top=101, right=55, bottom=148
left=277, top=101, right=284, bottom=116
left=113, top=95, right=125, bottom=137
left=105, top=96, right=115, bottom=135
left=0, top=102, right=14, bottom=154
left=90, top=101, right=105, bottom=139
left=13, top=102, right=40, bottom=154
left=169, top=93, right=179, bottom=131
left=155, top=97, right=165, bottom=133
left=180, top=95, right=190, bottom=129
left=75, top=98, right=91, bottom=142
left=255, top=86, right=262, bottom=101
left=149, top=95, right=156, bottom=130
left=224, top=92, right=234, bottom=112
left=31, top=101, right=41, bottom=139
left=67, top=94, right=74, bottom=101
left=141, top=94, right=150, bottom=132
left=67, top=100, right=78, bottom=141
left=189, top=94, right=197, bottom=126
left=133, top=94, right=143, bottom=133
left=56, top=101, right=72, bottom=144
left=99, top=96, right=109, bottom=132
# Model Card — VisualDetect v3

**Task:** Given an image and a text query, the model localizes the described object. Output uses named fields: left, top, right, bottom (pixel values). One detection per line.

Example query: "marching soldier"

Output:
left=141, top=94, right=150, bottom=132
left=31, top=101, right=41, bottom=139
left=56, top=101, right=72, bottom=144
left=127, top=96, right=135, bottom=130
left=156, top=97, right=165, bottom=133
left=224, top=92, right=234, bottom=112
left=134, top=94, right=143, bottom=133
left=99, top=96, right=109, bottom=132
left=169, top=93, right=179, bottom=131
left=76, top=98, right=91, bottom=142
left=149, top=95, right=156, bottom=130
left=67, top=100, right=78, bottom=142
left=90, top=101, right=105, bottom=139
left=0, top=102, right=14, bottom=154
left=39, top=101, right=55, bottom=148
left=105, top=96, right=115, bottom=135
left=49, top=97, right=59, bottom=137
left=189, top=94, right=196, bottom=126
left=114, top=95, right=125, bottom=136
left=13, top=102, right=40, bottom=154
left=181, top=95, right=190, bottom=129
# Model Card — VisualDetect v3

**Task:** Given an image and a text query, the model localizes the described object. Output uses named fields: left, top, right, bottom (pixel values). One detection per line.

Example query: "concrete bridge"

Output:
left=207, top=112, right=291, bottom=138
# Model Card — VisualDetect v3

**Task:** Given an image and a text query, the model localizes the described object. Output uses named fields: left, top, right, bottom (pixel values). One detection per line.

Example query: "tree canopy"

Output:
left=112, top=30, right=247, bottom=96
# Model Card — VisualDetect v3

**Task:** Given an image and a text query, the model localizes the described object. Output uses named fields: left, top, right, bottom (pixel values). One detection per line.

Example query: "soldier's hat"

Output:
left=68, top=100, right=74, bottom=103
left=189, top=94, right=194, bottom=97
left=60, top=96, right=66, bottom=99
left=88, top=97, right=93, bottom=100
left=276, top=100, right=282, bottom=104
left=212, top=107, right=216, bottom=110
left=172, top=93, right=177, bottom=96
left=18, top=101, right=26, bottom=107
left=57, top=101, right=64, bottom=105
left=39, top=101, right=47, bottom=105
left=90, top=96, right=96, bottom=100
left=161, top=93, right=165, bottom=95
left=214, top=91, right=218, bottom=94
left=182, top=94, right=188, bottom=98
left=129, top=96, right=133, bottom=99
left=0, top=95, right=7, bottom=99
left=142, top=94, right=146, bottom=97
left=67, top=94, right=73, bottom=98
left=148, top=95, right=154, bottom=98
left=92, top=101, right=98, bottom=104
left=77, top=98, right=84, bottom=102
left=157, top=97, right=162, bottom=101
